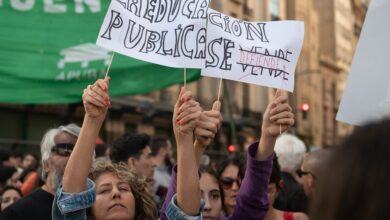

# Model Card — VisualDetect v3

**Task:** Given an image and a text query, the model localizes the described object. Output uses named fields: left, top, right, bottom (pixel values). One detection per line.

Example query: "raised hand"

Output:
left=82, top=77, right=110, bottom=119
left=257, top=89, right=294, bottom=161
left=172, top=87, right=202, bottom=139
left=195, top=100, right=222, bottom=148
left=262, top=89, right=294, bottom=138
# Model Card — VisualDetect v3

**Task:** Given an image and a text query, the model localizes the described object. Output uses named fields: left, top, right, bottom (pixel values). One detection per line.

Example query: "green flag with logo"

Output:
left=0, top=0, right=200, bottom=104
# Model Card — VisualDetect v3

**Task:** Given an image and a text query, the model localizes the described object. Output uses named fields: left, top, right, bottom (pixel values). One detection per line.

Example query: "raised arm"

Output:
left=194, top=100, right=222, bottom=164
left=173, top=87, right=202, bottom=216
left=257, top=89, right=294, bottom=160
left=230, top=89, right=294, bottom=220
left=62, top=78, right=110, bottom=193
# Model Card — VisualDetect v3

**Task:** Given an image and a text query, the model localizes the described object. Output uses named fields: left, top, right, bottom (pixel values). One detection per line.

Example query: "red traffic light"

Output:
left=301, top=103, right=310, bottom=112
left=228, top=144, right=235, bottom=153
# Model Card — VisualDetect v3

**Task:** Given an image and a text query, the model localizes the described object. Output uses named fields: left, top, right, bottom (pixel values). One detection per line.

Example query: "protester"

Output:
left=53, top=77, right=157, bottom=220
left=217, top=156, right=245, bottom=216
left=274, top=134, right=308, bottom=212
left=310, top=119, right=390, bottom=220
left=21, top=153, right=39, bottom=171
left=161, top=89, right=295, bottom=219
left=0, top=150, right=16, bottom=168
left=263, top=156, right=309, bottom=220
left=150, top=136, right=172, bottom=207
left=110, top=133, right=156, bottom=194
left=0, top=166, right=21, bottom=192
left=0, top=186, right=22, bottom=211
left=298, top=149, right=331, bottom=197
left=0, top=123, right=80, bottom=220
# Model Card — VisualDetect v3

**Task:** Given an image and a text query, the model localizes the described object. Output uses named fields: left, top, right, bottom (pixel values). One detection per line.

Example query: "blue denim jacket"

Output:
left=52, top=178, right=96, bottom=220
left=165, top=194, right=204, bottom=220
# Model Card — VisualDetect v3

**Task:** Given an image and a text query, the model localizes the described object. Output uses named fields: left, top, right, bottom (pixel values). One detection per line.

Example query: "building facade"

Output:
left=0, top=0, right=370, bottom=153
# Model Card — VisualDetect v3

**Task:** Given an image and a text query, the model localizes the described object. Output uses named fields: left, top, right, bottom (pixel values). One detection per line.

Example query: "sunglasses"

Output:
left=220, top=177, right=242, bottom=189
left=296, top=169, right=316, bottom=179
left=51, top=143, right=74, bottom=157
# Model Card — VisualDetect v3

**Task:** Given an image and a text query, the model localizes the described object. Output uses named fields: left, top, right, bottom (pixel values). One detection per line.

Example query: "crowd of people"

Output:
left=0, top=77, right=389, bottom=220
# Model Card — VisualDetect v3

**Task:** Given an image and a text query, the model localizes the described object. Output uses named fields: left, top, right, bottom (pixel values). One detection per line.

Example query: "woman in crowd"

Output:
left=161, top=89, right=295, bottom=220
left=0, top=186, right=22, bottom=211
left=217, top=157, right=245, bottom=216
left=52, top=77, right=157, bottom=220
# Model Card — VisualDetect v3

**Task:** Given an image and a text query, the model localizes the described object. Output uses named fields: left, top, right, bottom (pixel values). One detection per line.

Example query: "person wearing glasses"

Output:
left=298, top=149, right=330, bottom=197
left=161, top=90, right=295, bottom=220
left=0, top=123, right=80, bottom=220
left=217, top=156, right=245, bottom=216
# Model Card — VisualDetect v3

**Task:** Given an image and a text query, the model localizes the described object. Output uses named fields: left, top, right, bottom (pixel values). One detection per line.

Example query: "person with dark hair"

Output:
left=310, top=119, right=390, bottom=220
left=263, top=157, right=309, bottom=220
left=110, top=133, right=156, bottom=194
left=21, top=153, right=39, bottom=171
left=150, top=137, right=172, bottom=207
left=0, top=186, right=22, bottom=211
left=52, top=77, right=157, bottom=220
left=0, top=123, right=80, bottom=220
left=217, top=156, right=245, bottom=216
left=0, top=166, right=21, bottom=192
left=0, top=150, right=15, bottom=168
left=162, top=89, right=295, bottom=220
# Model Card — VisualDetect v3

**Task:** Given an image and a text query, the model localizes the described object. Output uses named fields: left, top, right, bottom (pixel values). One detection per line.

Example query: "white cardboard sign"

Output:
left=97, top=0, right=209, bottom=68
left=201, top=9, right=304, bottom=92
left=336, top=0, right=390, bottom=126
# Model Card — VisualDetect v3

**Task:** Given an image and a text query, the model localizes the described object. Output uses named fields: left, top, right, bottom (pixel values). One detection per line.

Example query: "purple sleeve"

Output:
left=228, top=142, right=273, bottom=220
left=159, top=166, right=177, bottom=220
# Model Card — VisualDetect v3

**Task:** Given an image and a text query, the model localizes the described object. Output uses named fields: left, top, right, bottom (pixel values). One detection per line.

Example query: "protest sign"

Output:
left=336, top=0, right=390, bottom=126
left=201, top=9, right=304, bottom=92
left=97, top=0, right=209, bottom=68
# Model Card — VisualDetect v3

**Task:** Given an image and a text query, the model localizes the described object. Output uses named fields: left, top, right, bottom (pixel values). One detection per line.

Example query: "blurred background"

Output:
left=0, top=0, right=371, bottom=156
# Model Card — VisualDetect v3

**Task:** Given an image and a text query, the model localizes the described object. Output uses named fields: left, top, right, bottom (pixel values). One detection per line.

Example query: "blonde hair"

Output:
left=89, top=161, right=157, bottom=220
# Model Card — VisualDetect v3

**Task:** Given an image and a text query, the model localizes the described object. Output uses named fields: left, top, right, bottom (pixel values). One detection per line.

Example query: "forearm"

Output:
left=256, top=131, right=276, bottom=161
left=63, top=116, right=104, bottom=192
left=177, top=135, right=201, bottom=215
left=194, top=140, right=206, bottom=167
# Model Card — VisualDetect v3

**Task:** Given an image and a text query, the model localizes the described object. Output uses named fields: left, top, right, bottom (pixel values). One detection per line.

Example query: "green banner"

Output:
left=0, top=0, right=200, bottom=104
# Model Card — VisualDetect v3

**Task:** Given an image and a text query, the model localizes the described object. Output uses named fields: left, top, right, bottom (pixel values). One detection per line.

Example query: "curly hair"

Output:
left=88, top=161, right=157, bottom=220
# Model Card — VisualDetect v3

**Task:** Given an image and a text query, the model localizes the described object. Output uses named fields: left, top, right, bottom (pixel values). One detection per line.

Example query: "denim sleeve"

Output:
left=165, top=194, right=204, bottom=220
left=52, top=178, right=96, bottom=220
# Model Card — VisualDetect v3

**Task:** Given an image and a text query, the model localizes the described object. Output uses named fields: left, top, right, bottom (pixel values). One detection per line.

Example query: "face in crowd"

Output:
left=92, top=172, right=136, bottom=220
left=200, top=171, right=223, bottom=220
left=45, top=131, right=77, bottom=192
left=89, top=162, right=157, bottom=220
left=1, top=187, right=22, bottom=211
left=220, top=164, right=242, bottom=213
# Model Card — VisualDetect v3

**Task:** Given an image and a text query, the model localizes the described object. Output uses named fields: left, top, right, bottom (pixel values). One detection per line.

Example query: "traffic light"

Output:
left=301, top=103, right=310, bottom=120
left=227, top=144, right=235, bottom=153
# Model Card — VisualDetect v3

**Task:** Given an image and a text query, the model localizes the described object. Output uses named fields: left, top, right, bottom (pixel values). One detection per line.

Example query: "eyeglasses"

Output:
left=220, top=177, right=241, bottom=190
left=51, top=143, right=74, bottom=157
left=296, top=169, right=316, bottom=179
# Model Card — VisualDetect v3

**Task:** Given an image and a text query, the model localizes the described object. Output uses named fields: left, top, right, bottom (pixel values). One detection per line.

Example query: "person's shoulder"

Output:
left=294, top=212, right=309, bottom=220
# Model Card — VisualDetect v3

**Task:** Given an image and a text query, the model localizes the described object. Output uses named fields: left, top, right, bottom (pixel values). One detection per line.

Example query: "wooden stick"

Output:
left=184, top=67, right=187, bottom=89
left=105, top=52, right=115, bottom=78
left=217, top=77, right=223, bottom=102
